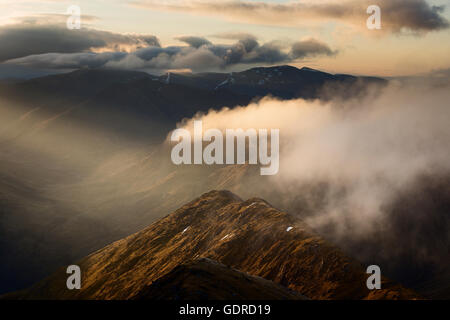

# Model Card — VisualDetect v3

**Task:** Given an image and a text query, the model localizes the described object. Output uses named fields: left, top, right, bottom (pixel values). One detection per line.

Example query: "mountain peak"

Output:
left=8, top=190, right=419, bottom=300
left=198, top=190, right=243, bottom=202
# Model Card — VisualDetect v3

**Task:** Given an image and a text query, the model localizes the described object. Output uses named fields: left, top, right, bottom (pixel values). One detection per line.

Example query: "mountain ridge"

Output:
left=4, top=190, right=419, bottom=300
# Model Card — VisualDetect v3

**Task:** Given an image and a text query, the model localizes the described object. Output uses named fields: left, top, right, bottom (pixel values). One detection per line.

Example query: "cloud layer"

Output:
left=174, top=75, right=450, bottom=238
left=134, top=0, right=449, bottom=34
left=173, top=77, right=450, bottom=282
left=3, top=27, right=335, bottom=72
left=0, top=17, right=160, bottom=62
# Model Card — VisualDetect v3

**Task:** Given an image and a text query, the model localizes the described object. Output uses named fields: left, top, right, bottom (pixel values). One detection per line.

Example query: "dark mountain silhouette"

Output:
left=133, top=258, right=308, bottom=300
left=0, top=65, right=386, bottom=142
left=3, top=191, right=419, bottom=300
left=161, top=65, right=384, bottom=100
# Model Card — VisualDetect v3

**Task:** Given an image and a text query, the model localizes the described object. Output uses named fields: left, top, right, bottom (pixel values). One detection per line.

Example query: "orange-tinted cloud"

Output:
left=133, top=0, right=449, bottom=34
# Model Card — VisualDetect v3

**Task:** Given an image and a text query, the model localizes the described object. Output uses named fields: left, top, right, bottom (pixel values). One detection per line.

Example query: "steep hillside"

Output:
left=8, top=190, right=419, bottom=300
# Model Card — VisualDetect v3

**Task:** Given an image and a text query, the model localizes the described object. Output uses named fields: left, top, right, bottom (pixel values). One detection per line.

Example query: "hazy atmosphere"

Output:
left=0, top=0, right=449, bottom=304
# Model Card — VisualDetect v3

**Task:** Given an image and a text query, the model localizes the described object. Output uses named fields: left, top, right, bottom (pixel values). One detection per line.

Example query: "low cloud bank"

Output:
left=0, top=20, right=160, bottom=63
left=178, top=79, right=449, bottom=231
left=1, top=20, right=335, bottom=72
left=175, top=78, right=450, bottom=285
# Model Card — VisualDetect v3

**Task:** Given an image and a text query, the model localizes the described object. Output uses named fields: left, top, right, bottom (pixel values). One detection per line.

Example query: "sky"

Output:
left=0, top=0, right=449, bottom=77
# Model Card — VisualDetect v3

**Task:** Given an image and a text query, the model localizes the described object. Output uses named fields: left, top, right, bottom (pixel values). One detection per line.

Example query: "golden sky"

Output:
left=0, top=0, right=449, bottom=76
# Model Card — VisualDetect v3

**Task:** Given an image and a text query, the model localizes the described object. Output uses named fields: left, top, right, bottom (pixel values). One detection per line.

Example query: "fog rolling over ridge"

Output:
left=173, top=78, right=450, bottom=296
left=179, top=79, right=449, bottom=234
left=0, top=67, right=448, bottom=298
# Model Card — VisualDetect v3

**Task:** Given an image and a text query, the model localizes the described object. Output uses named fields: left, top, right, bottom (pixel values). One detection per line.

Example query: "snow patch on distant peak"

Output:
left=286, top=227, right=294, bottom=232
left=215, top=76, right=235, bottom=90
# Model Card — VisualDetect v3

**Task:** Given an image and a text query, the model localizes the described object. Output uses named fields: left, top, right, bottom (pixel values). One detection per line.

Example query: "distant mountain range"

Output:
left=3, top=191, right=418, bottom=300
left=0, top=65, right=386, bottom=145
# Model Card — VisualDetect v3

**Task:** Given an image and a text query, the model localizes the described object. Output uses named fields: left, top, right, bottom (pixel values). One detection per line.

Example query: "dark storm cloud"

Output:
left=290, top=39, right=337, bottom=59
left=384, top=1, right=449, bottom=32
left=175, top=36, right=212, bottom=48
left=0, top=22, right=160, bottom=62
left=134, top=0, right=449, bottom=34
left=4, top=30, right=335, bottom=72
